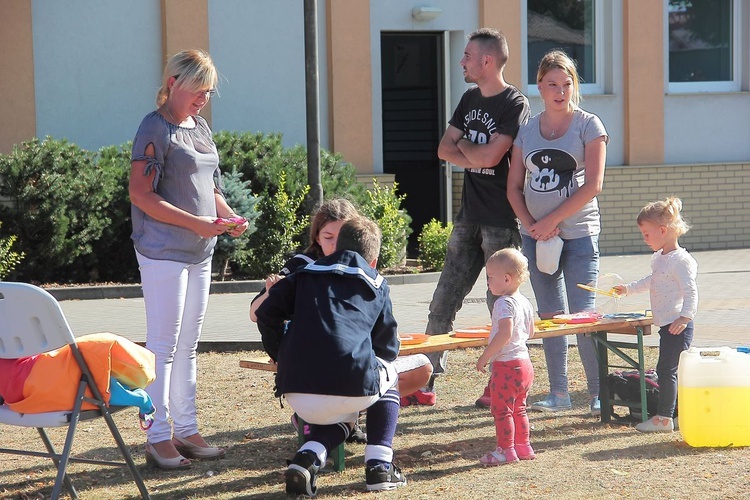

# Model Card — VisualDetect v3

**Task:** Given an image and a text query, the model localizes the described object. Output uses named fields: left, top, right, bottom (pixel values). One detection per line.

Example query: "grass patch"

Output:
left=1, top=346, right=749, bottom=499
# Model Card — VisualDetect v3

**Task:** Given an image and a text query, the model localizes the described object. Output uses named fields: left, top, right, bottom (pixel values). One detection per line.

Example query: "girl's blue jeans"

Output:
left=522, top=234, right=600, bottom=398
left=656, top=321, right=693, bottom=418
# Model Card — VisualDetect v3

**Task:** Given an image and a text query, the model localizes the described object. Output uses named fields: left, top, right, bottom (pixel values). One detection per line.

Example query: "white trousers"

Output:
left=136, top=251, right=212, bottom=443
left=286, top=358, right=398, bottom=425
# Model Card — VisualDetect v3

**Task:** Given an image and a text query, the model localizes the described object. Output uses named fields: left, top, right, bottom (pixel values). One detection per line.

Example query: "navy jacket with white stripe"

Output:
left=256, top=249, right=400, bottom=398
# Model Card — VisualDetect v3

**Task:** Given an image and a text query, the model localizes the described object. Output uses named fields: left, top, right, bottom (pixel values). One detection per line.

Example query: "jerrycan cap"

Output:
left=737, top=346, right=750, bottom=354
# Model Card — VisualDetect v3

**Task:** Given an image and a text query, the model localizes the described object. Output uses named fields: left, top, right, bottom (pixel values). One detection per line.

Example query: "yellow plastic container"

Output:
left=678, top=347, right=750, bottom=447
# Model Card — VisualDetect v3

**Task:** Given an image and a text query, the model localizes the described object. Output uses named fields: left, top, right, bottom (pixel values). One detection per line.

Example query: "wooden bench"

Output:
left=241, top=312, right=654, bottom=469
left=239, top=332, right=489, bottom=371
left=239, top=333, right=489, bottom=471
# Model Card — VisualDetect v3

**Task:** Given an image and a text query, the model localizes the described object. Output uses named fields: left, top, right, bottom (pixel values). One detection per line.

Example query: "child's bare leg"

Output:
left=398, top=363, right=433, bottom=395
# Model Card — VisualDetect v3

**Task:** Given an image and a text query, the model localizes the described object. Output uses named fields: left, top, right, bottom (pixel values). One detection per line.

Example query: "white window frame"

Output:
left=665, top=0, right=742, bottom=93
left=524, top=0, right=605, bottom=97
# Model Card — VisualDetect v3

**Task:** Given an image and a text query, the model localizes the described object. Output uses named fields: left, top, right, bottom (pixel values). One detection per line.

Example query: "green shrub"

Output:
left=0, top=222, right=24, bottom=280
left=240, top=172, right=309, bottom=278
left=0, top=131, right=415, bottom=283
left=214, top=131, right=366, bottom=205
left=212, top=170, right=261, bottom=280
left=359, top=181, right=412, bottom=269
left=418, top=219, right=453, bottom=271
left=90, top=142, right=140, bottom=283
left=0, top=137, right=116, bottom=283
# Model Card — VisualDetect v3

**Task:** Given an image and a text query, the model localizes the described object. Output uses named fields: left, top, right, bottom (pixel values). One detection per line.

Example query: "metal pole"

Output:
left=304, top=0, right=323, bottom=210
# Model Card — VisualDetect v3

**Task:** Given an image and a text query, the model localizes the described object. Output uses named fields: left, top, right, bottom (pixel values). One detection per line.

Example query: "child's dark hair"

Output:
left=637, top=196, right=691, bottom=236
left=335, top=216, right=382, bottom=263
left=304, top=198, right=359, bottom=258
left=487, top=248, right=530, bottom=284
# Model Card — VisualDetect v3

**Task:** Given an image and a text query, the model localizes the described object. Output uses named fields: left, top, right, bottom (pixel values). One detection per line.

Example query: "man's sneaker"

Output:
left=529, top=393, right=572, bottom=412
left=590, top=397, right=601, bottom=417
left=475, top=384, right=491, bottom=408
left=285, top=450, right=320, bottom=497
left=365, top=462, right=407, bottom=491
left=400, top=389, right=436, bottom=407
left=346, top=421, right=367, bottom=444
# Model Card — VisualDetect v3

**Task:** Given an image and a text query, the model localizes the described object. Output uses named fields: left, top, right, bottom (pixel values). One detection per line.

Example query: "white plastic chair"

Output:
left=0, top=282, right=150, bottom=499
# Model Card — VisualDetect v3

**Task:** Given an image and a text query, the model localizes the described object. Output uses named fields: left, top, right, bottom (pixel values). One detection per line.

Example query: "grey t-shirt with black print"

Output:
left=513, top=108, right=608, bottom=240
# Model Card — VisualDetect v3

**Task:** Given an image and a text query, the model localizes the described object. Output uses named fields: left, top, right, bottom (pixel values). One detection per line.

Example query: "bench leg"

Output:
left=296, top=416, right=345, bottom=471
left=593, top=332, right=612, bottom=423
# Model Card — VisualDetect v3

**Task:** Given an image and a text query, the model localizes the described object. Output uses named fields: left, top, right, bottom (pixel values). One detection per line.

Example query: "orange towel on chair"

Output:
left=0, top=333, right=155, bottom=413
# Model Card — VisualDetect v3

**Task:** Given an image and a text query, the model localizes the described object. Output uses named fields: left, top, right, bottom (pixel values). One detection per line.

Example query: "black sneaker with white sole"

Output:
left=365, top=462, right=407, bottom=491
left=285, top=450, right=320, bottom=497
left=346, top=421, right=367, bottom=444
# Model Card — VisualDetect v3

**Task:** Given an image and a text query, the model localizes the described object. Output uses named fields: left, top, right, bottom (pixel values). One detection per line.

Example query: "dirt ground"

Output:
left=2, top=346, right=749, bottom=499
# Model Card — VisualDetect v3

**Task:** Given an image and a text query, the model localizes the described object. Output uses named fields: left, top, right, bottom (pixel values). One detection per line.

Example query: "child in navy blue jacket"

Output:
left=256, top=216, right=406, bottom=497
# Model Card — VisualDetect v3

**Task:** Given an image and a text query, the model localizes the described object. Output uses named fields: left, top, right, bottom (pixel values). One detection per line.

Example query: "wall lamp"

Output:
left=412, top=6, right=442, bottom=22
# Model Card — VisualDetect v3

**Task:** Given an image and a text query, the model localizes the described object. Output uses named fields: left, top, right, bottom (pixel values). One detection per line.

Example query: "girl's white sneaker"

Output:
left=635, top=416, right=674, bottom=433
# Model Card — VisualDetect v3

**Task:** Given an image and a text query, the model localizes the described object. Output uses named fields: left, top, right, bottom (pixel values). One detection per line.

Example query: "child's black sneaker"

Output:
left=285, top=450, right=320, bottom=497
left=346, top=421, right=367, bottom=444
left=365, top=462, right=407, bottom=491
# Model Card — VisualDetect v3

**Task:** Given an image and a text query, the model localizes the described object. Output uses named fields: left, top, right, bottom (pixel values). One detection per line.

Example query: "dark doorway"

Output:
left=381, top=32, right=445, bottom=256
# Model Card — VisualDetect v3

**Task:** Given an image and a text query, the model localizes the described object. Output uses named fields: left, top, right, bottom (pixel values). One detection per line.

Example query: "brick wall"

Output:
left=450, top=162, right=750, bottom=255
left=356, top=173, right=396, bottom=190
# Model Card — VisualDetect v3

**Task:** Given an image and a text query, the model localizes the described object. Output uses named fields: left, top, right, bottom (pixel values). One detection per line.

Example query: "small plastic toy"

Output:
left=213, top=216, right=247, bottom=229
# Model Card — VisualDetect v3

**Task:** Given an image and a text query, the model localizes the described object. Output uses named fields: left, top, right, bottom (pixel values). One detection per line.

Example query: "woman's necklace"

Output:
left=163, top=104, right=180, bottom=125
left=544, top=111, right=571, bottom=139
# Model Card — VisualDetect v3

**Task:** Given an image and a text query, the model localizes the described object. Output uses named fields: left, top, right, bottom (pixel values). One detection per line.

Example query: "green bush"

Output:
left=214, top=131, right=367, bottom=205
left=0, top=222, right=24, bottom=280
left=90, top=142, right=140, bottom=283
left=240, top=172, right=310, bottom=278
left=0, top=131, right=415, bottom=283
left=212, top=169, right=261, bottom=280
left=215, top=131, right=414, bottom=275
left=0, top=137, right=116, bottom=283
left=359, top=181, right=412, bottom=270
left=418, top=219, right=453, bottom=271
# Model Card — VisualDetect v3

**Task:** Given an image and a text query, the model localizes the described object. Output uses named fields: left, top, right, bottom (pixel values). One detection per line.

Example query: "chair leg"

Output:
left=99, top=406, right=151, bottom=499
left=51, top=380, right=88, bottom=500
left=37, top=428, right=78, bottom=499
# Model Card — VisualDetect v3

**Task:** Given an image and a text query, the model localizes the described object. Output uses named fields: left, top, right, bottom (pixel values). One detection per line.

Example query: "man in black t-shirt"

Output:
left=402, top=28, right=529, bottom=407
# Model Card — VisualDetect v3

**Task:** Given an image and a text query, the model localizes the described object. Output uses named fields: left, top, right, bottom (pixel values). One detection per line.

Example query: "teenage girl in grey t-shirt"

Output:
left=507, top=50, right=609, bottom=417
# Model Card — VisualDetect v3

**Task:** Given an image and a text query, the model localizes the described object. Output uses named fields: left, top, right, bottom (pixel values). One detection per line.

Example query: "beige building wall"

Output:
left=161, top=0, right=212, bottom=123
left=456, top=163, right=750, bottom=254
left=622, top=0, right=664, bottom=165
left=479, top=0, right=523, bottom=87
left=599, top=162, right=750, bottom=253
left=1, top=1, right=747, bottom=255
left=0, top=0, right=35, bottom=154
left=327, top=0, right=373, bottom=174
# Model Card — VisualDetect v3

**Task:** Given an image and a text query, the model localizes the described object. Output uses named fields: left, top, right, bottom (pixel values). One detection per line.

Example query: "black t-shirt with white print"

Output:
left=448, top=85, right=529, bottom=227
